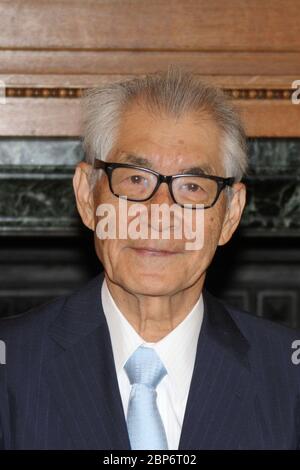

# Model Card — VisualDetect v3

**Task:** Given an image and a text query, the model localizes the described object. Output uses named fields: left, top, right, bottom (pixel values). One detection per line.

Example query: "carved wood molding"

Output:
left=1, top=89, right=299, bottom=137
left=1, top=78, right=299, bottom=137
left=4, top=87, right=295, bottom=100
left=6, top=88, right=83, bottom=99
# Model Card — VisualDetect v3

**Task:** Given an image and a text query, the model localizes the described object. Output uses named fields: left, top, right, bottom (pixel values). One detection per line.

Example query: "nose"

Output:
left=145, top=182, right=176, bottom=235
left=148, top=181, right=174, bottom=206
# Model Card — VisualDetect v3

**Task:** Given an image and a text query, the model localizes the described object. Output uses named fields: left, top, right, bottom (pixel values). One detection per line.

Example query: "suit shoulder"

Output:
left=205, top=289, right=300, bottom=342
left=0, top=273, right=104, bottom=343
left=225, top=301, right=300, bottom=343
left=0, top=295, right=66, bottom=342
left=219, top=299, right=300, bottom=375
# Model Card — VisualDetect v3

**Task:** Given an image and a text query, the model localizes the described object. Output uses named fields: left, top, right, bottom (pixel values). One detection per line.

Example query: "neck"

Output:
left=105, top=274, right=205, bottom=342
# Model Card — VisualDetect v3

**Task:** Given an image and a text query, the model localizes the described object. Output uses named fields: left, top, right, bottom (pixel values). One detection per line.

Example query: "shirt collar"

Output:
left=101, top=277, right=204, bottom=402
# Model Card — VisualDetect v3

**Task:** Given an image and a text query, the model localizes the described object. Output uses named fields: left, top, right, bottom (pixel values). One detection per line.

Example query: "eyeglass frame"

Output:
left=93, top=159, right=235, bottom=209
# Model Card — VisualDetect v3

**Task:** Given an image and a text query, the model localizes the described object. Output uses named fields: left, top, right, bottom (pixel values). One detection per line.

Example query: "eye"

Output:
left=182, top=183, right=204, bottom=193
left=129, top=175, right=147, bottom=185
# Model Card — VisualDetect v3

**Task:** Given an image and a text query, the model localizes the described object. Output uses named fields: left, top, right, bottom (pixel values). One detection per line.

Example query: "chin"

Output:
left=119, top=270, right=180, bottom=297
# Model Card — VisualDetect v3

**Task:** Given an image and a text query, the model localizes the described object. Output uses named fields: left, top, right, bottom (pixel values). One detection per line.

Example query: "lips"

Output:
left=130, top=246, right=181, bottom=256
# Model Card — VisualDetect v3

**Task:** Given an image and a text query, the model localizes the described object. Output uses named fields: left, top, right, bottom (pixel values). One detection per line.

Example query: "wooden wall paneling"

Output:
left=0, top=0, right=299, bottom=51
left=0, top=51, right=300, bottom=75
left=0, top=98, right=81, bottom=137
left=0, top=0, right=299, bottom=137
left=1, top=91, right=299, bottom=138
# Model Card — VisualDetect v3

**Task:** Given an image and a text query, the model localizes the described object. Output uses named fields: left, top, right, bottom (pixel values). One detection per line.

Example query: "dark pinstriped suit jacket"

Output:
left=1, top=272, right=300, bottom=449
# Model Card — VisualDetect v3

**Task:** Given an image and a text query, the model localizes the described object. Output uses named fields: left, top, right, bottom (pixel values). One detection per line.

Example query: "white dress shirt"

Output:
left=101, top=277, right=204, bottom=450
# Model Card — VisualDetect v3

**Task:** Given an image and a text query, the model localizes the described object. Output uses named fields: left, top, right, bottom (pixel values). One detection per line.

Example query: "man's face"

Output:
left=75, top=104, right=246, bottom=296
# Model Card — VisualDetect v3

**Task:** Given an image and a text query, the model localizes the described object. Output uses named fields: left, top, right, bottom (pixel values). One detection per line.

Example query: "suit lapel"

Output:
left=45, top=273, right=131, bottom=450
left=179, top=290, right=253, bottom=450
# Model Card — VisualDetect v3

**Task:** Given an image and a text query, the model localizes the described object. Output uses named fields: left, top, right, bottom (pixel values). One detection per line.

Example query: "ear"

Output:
left=73, top=162, right=95, bottom=231
left=218, top=182, right=246, bottom=246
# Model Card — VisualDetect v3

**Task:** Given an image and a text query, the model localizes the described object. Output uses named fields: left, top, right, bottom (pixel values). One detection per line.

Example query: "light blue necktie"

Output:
left=124, top=345, right=168, bottom=450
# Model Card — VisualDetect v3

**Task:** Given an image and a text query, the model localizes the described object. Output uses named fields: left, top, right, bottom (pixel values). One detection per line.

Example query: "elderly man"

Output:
left=1, top=69, right=300, bottom=450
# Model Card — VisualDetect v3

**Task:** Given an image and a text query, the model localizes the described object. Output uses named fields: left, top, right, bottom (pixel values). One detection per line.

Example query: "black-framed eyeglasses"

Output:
left=93, top=159, right=235, bottom=209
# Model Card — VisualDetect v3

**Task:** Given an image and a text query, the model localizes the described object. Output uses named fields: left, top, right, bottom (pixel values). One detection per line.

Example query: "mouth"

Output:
left=129, top=246, right=181, bottom=257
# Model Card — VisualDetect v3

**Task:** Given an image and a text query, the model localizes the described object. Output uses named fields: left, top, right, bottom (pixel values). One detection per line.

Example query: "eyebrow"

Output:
left=180, top=165, right=215, bottom=175
left=117, top=153, right=215, bottom=175
left=118, top=154, right=151, bottom=167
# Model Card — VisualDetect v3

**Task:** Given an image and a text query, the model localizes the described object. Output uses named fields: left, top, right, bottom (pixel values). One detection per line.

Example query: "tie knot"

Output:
left=124, top=345, right=167, bottom=389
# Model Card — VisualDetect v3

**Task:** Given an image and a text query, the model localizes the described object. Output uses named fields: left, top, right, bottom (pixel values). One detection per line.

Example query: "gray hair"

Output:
left=82, top=67, right=248, bottom=191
